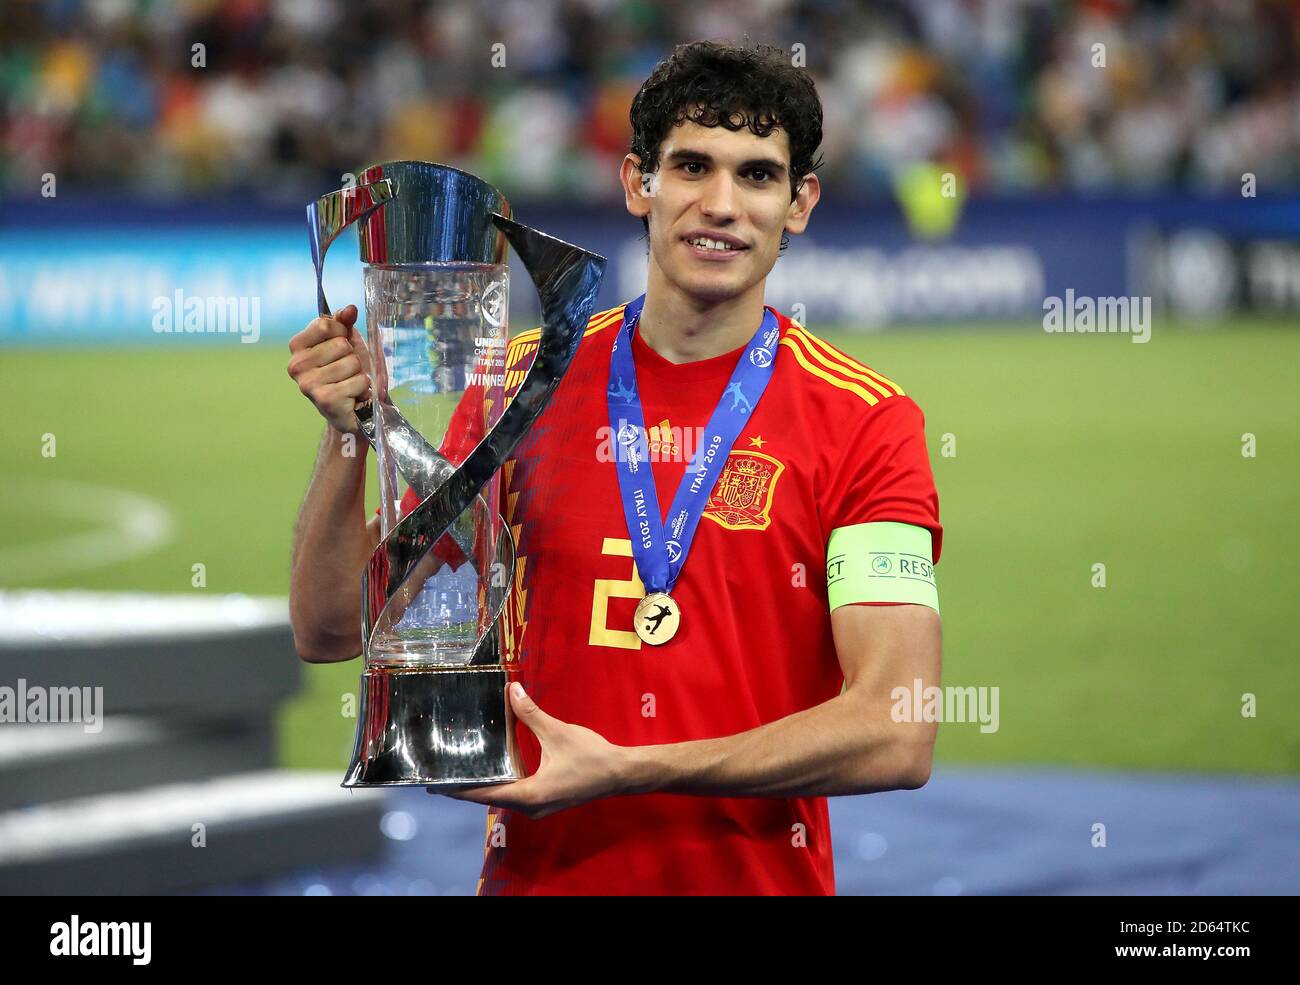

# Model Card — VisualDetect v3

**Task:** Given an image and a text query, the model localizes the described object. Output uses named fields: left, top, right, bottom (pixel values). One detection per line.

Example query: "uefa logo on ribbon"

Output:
left=617, top=422, right=640, bottom=446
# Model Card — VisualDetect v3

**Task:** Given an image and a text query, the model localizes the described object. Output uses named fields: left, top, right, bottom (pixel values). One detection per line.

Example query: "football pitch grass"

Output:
left=2, top=320, right=1297, bottom=777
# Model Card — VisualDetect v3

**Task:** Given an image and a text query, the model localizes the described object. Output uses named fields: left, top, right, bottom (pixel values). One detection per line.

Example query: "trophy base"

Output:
left=342, top=665, right=521, bottom=788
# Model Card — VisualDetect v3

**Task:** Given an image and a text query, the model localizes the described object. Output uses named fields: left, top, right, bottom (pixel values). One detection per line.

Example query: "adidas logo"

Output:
left=647, top=419, right=679, bottom=458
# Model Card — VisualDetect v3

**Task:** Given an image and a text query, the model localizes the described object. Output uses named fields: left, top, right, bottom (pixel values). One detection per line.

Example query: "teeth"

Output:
left=689, top=237, right=736, bottom=252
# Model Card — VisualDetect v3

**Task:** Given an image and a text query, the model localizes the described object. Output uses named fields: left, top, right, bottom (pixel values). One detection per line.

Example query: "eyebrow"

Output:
left=663, top=148, right=788, bottom=176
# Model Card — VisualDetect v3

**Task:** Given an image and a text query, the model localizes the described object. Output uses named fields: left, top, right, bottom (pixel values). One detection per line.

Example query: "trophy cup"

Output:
left=307, top=161, right=606, bottom=786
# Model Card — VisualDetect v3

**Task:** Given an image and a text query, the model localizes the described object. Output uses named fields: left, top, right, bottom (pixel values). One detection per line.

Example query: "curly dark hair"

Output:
left=628, top=41, right=825, bottom=248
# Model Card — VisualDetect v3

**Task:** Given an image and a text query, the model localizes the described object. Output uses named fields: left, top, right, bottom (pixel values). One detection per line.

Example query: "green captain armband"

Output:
left=826, top=521, right=939, bottom=614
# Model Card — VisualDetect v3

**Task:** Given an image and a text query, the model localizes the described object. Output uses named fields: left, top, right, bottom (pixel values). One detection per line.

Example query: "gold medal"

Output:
left=634, top=592, right=680, bottom=645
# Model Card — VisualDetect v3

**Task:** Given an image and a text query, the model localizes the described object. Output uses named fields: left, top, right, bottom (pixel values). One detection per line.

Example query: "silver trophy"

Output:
left=307, top=161, right=606, bottom=786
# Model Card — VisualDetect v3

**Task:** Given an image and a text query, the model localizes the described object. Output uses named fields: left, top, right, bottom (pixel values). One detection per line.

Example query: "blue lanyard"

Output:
left=606, top=294, right=779, bottom=595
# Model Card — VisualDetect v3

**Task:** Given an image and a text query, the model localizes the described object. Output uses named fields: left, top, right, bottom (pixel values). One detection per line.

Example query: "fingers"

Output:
left=438, top=787, right=489, bottom=803
left=293, top=361, right=371, bottom=434
left=318, top=372, right=371, bottom=404
left=288, top=304, right=358, bottom=353
left=286, top=334, right=353, bottom=375
left=334, top=303, right=359, bottom=329
left=298, top=351, right=365, bottom=388
left=507, top=682, right=552, bottom=733
left=287, top=303, right=372, bottom=433
left=508, top=682, right=534, bottom=712
left=432, top=780, right=532, bottom=813
left=346, top=324, right=374, bottom=375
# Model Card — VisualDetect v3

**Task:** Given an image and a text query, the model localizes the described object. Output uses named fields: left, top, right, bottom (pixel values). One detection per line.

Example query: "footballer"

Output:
left=287, top=41, right=943, bottom=895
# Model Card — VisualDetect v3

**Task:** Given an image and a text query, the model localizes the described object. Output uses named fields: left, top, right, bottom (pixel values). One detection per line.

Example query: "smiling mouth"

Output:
left=684, top=235, right=747, bottom=254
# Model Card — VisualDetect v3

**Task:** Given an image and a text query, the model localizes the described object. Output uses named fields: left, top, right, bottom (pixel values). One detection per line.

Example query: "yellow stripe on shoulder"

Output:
left=584, top=304, right=627, bottom=335
left=505, top=337, right=537, bottom=371
left=508, top=327, right=542, bottom=347
left=786, top=322, right=905, bottom=397
left=779, top=335, right=879, bottom=406
left=505, top=304, right=625, bottom=350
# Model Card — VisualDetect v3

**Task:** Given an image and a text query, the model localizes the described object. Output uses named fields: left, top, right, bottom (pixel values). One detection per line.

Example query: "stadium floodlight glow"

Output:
left=306, top=161, right=606, bottom=787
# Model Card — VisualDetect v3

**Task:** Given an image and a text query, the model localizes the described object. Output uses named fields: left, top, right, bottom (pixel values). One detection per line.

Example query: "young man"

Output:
left=287, top=41, right=942, bottom=895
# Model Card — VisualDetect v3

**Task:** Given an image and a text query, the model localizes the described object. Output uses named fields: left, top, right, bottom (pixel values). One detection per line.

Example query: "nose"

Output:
left=698, top=171, right=738, bottom=221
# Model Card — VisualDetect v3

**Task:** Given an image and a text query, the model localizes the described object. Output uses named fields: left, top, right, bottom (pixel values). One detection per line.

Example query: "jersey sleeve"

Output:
left=821, top=395, right=942, bottom=564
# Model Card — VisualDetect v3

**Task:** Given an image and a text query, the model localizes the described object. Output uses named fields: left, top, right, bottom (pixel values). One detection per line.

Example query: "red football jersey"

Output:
left=393, top=301, right=942, bottom=895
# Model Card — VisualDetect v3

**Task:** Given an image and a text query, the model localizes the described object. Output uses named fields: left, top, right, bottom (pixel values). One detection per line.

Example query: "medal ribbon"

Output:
left=607, top=293, right=779, bottom=597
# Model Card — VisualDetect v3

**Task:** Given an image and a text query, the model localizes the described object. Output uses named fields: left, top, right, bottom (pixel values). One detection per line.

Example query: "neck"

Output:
left=638, top=259, right=767, bottom=364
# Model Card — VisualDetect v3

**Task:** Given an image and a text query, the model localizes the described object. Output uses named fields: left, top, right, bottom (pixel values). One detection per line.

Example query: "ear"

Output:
left=620, top=153, right=655, bottom=221
left=784, top=172, right=821, bottom=236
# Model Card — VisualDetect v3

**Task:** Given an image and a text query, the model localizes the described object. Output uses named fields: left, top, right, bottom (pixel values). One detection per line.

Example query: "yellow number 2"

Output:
left=589, top=537, right=644, bottom=649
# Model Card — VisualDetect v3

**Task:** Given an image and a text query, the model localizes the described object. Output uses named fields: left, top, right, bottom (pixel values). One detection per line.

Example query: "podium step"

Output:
left=0, top=714, right=274, bottom=811
left=0, top=770, right=389, bottom=894
left=0, top=591, right=300, bottom=718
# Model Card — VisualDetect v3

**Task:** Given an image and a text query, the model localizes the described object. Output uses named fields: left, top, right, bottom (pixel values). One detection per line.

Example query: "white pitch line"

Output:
left=0, top=478, right=175, bottom=584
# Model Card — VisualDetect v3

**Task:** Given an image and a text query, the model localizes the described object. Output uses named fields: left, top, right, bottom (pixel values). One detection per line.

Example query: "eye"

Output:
left=746, top=168, right=773, bottom=183
left=681, top=161, right=705, bottom=175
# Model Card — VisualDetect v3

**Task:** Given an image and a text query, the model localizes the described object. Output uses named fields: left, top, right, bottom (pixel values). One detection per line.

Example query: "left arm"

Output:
left=444, top=602, right=941, bottom=818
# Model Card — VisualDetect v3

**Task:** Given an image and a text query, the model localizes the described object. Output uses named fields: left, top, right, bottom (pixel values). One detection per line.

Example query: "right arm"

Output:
left=286, top=305, right=381, bottom=663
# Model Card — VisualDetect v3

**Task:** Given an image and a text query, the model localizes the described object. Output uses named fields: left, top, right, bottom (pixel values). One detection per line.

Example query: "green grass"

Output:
left=2, top=319, right=1297, bottom=775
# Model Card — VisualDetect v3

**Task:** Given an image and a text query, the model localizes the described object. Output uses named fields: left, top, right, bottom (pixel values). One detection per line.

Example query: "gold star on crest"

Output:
left=747, top=435, right=766, bottom=449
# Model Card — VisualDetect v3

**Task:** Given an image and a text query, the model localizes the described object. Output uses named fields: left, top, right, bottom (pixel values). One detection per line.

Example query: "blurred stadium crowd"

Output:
left=2, top=0, right=1298, bottom=201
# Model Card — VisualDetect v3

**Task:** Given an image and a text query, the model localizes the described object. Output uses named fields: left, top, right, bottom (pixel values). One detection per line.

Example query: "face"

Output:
left=621, top=118, right=820, bottom=305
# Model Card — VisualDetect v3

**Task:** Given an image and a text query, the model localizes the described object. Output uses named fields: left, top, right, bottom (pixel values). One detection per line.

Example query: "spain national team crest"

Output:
left=702, top=450, right=784, bottom=530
